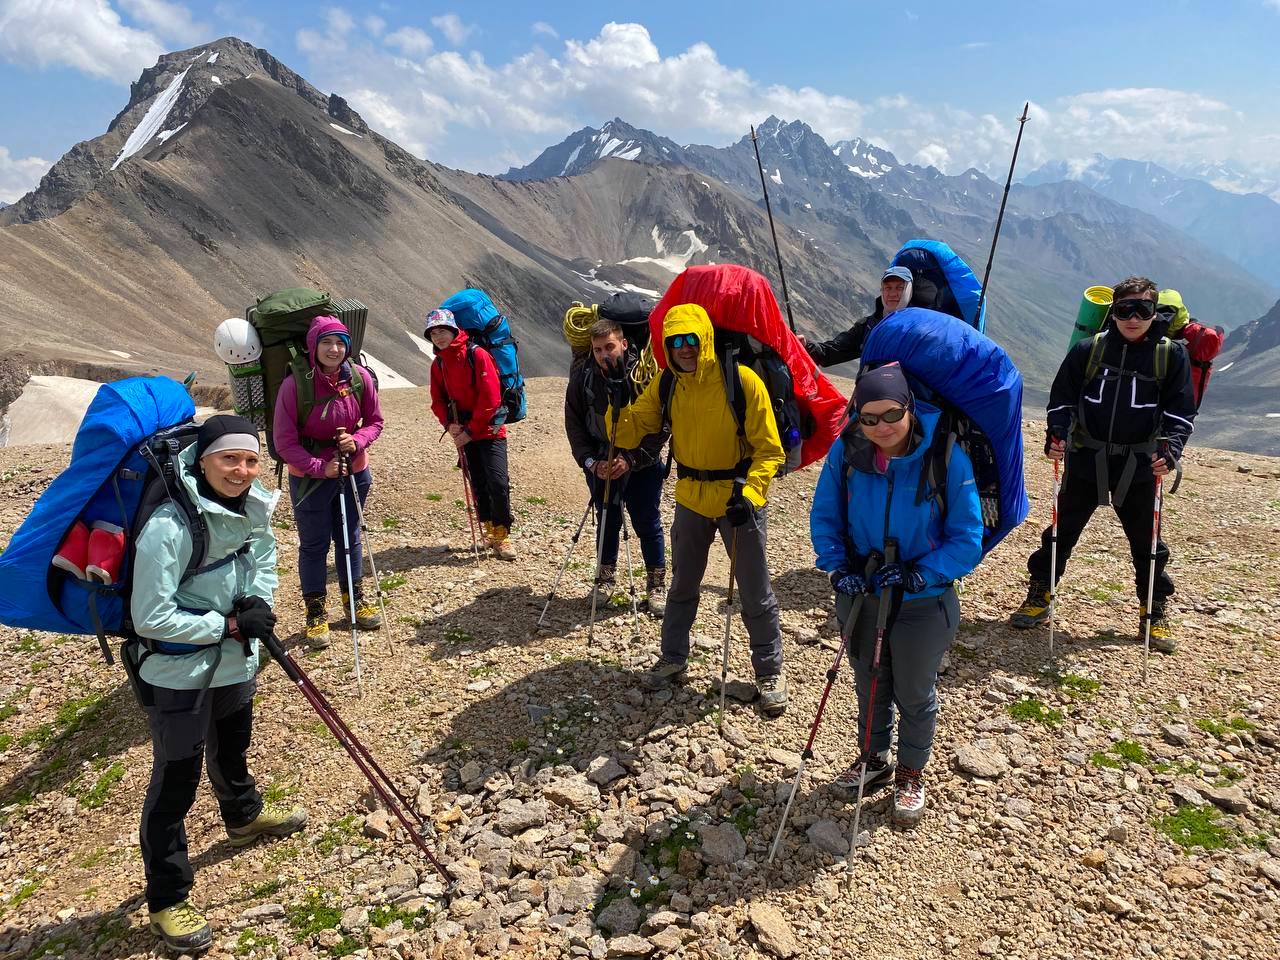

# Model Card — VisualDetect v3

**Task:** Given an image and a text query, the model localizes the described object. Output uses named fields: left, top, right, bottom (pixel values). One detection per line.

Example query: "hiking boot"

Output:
left=481, top=521, right=496, bottom=547
left=1009, top=578, right=1053, bottom=629
left=149, top=900, right=213, bottom=954
left=646, top=567, right=667, bottom=618
left=892, top=764, right=926, bottom=825
left=833, top=749, right=895, bottom=796
left=226, top=801, right=308, bottom=848
left=593, top=565, right=617, bottom=604
left=342, top=587, right=382, bottom=631
left=304, top=593, right=330, bottom=649
left=490, top=525, right=517, bottom=561
left=757, top=672, right=789, bottom=717
left=1143, top=603, right=1176, bottom=654
left=642, top=657, right=687, bottom=691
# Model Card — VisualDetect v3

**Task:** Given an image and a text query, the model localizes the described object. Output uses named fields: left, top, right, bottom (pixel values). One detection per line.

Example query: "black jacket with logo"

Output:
left=1046, top=323, right=1197, bottom=468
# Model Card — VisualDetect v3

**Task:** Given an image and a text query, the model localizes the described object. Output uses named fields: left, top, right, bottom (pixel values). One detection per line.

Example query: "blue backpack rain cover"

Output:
left=861, top=308, right=1028, bottom=554
left=439, top=288, right=527, bottom=425
left=0, top=377, right=196, bottom=654
left=892, top=239, right=986, bottom=333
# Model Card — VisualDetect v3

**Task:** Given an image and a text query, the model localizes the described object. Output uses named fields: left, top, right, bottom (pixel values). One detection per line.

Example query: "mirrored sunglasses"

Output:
left=667, top=333, right=700, bottom=350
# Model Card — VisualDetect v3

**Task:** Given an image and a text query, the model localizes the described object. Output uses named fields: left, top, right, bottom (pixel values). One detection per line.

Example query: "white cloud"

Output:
left=431, top=12, right=475, bottom=46
left=532, top=21, right=557, bottom=39
left=384, top=26, right=433, bottom=57
left=913, top=143, right=951, bottom=170
left=117, top=0, right=207, bottom=44
left=297, top=7, right=355, bottom=54
left=0, top=145, right=50, bottom=204
left=0, top=0, right=164, bottom=83
left=364, top=15, right=385, bottom=37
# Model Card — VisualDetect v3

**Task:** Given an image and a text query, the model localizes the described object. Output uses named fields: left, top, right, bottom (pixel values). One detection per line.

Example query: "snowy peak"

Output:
left=501, top=118, right=683, bottom=181
left=831, top=137, right=900, bottom=179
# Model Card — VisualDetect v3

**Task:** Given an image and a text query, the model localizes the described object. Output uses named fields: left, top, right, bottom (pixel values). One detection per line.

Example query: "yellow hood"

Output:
left=662, top=304, right=717, bottom=382
left=1158, top=289, right=1190, bottom=336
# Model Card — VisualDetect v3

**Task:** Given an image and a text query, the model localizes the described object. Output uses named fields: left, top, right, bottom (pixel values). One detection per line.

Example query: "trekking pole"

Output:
left=456, top=452, right=482, bottom=562
left=718, top=529, right=740, bottom=733
left=620, top=509, right=641, bottom=642
left=1141, top=474, right=1164, bottom=684
left=846, top=540, right=898, bottom=876
left=587, top=409, right=622, bottom=645
left=750, top=124, right=796, bottom=333
left=344, top=465, right=394, bottom=652
left=335, top=455, right=364, bottom=696
left=768, top=576, right=872, bottom=864
left=974, top=101, right=1030, bottom=325
left=537, top=499, right=594, bottom=628
left=1048, top=457, right=1060, bottom=665
left=261, top=634, right=451, bottom=883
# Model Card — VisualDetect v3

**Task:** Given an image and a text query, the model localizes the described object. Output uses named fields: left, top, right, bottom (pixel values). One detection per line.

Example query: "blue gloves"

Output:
left=830, top=569, right=866, bottom=597
left=870, top=563, right=927, bottom=594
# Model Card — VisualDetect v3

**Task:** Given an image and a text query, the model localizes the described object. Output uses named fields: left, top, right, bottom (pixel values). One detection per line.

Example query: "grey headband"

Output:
left=201, top=433, right=261, bottom=458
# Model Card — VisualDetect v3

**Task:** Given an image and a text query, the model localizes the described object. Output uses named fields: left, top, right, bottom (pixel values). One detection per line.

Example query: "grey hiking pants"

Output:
left=661, top=503, right=783, bottom=677
left=837, top=586, right=959, bottom=770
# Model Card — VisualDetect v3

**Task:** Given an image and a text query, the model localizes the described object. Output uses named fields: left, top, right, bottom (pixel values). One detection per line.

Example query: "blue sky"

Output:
left=1, top=0, right=1278, bottom=201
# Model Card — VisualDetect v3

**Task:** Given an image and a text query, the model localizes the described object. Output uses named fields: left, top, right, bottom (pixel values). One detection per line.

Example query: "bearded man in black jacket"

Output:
left=1010, top=276, right=1197, bottom=653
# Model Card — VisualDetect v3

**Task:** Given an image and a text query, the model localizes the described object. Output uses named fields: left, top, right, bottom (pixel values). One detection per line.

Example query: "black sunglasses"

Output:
left=1113, top=298, right=1157, bottom=321
left=857, top=406, right=908, bottom=427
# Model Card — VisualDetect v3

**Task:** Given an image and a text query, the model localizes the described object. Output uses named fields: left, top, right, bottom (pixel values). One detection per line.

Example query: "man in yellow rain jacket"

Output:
left=606, top=303, right=789, bottom=716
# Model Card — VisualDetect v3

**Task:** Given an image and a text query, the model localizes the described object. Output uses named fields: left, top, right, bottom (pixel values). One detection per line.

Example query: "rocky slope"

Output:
left=1, top=380, right=1278, bottom=960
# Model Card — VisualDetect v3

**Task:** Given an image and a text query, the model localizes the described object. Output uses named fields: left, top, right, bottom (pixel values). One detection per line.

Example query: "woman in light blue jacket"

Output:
left=126, top=415, right=307, bottom=954
left=810, top=365, right=983, bottom=826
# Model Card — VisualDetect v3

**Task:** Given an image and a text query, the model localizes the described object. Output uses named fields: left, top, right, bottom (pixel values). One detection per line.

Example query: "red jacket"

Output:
left=429, top=331, right=507, bottom=440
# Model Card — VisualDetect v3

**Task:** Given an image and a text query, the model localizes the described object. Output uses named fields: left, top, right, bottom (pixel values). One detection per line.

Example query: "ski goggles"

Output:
left=1112, top=298, right=1157, bottom=321
left=857, top=406, right=908, bottom=427
left=666, top=333, right=700, bottom=350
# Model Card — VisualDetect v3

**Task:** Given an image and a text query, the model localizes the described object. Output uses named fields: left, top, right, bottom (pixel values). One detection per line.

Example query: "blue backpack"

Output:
left=892, top=239, right=986, bottom=333
left=861, top=308, right=1028, bottom=555
left=439, top=288, right=527, bottom=425
left=0, top=377, right=205, bottom=662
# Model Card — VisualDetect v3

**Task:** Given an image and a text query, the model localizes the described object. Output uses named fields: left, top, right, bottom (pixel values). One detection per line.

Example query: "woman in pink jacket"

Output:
left=273, top=316, right=384, bottom=647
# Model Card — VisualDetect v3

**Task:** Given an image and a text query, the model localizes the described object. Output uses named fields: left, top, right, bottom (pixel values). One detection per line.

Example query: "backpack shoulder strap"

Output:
left=1154, top=337, right=1170, bottom=383
left=1084, top=332, right=1108, bottom=384
left=726, top=363, right=747, bottom=439
left=658, top=369, right=676, bottom=434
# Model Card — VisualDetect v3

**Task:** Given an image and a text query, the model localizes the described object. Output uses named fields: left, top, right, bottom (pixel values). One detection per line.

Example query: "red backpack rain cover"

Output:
left=649, top=264, right=846, bottom=471
left=1180, top=320, right=1225, bottom=408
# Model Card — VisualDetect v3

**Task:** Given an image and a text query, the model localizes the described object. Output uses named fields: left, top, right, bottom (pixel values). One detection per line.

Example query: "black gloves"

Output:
left=1155, top=440, right=1179, bottom=474
left=830, top=569, right=867, bottom=596
left=232, top=596, right=276, bottom=642
left=1044, top=425, right=1068, bottom=458
left=870, top=563, right=927, bottom=594
left=725, top=486, right=754, bottom=528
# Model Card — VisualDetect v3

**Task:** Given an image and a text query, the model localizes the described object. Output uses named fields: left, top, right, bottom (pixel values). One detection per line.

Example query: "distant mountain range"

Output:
left=0, top=39, right=1276, bottom=453
left=1025, top=155, right=1280, bottom=286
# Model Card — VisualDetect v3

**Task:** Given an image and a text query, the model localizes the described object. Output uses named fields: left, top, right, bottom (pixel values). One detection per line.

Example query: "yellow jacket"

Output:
left=610, top=304, right=784, bottom=519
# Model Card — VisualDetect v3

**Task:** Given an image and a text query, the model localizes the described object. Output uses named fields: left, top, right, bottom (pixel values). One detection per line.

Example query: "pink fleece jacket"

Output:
left=273, top=316, right=384, bottom=478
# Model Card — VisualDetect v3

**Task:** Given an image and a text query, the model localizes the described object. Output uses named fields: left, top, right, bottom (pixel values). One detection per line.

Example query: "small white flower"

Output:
left=648, top=876, right=660, bottom=886
left=685, top=832, right=695, bottom=840
left=629, top=887, right=641, bottom=898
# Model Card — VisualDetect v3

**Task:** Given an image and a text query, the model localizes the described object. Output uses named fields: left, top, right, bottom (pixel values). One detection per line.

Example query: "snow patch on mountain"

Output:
left=770, top=168, right=782, bottom=186
left=207, top=52, right=219, bottom=64
left=560, top=143, right=583, bottom=176
left=360, top=352, right=416, bottom=389
left=574, top=268, right=659, bottom=297
left=112, top=68, right=190, bottom=170
left=156, top=124, right=186, bottom=144
left=619, top=226, right=709, bottom=275
left=330, top=123, right=363, bottom=138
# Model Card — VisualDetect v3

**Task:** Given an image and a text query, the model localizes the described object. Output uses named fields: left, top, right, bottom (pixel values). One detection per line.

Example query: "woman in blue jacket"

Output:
left=810, top=365, right=983, bottom=825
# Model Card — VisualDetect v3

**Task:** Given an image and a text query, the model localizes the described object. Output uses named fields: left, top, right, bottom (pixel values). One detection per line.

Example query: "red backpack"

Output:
left=1176, top=320, right=1224, bottom=409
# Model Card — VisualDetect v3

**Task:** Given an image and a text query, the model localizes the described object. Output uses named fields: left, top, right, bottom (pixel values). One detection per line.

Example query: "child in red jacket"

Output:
left=426, top=309, right=516, bottom=560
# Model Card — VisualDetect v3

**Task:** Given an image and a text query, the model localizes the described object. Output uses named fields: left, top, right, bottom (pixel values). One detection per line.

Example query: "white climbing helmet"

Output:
left=213, top=318, right=263, bottom=364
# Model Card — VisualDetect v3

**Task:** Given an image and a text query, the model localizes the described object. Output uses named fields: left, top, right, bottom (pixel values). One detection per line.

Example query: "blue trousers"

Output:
left=586, top=463, right=665, bottom=569
left=289, top=469, right=372, bottom=596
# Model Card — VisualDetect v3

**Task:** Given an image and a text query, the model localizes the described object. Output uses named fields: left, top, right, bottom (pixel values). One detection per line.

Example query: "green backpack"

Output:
left=245, top=287, right=370, bottom=463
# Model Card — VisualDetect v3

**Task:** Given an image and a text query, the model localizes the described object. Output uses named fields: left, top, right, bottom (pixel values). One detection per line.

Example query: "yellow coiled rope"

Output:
left=563, top=301, right=658, bottom=390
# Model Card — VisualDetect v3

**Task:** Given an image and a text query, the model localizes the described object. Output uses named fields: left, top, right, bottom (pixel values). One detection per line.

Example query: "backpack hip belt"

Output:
left=675, top=457, right=752, bottom=483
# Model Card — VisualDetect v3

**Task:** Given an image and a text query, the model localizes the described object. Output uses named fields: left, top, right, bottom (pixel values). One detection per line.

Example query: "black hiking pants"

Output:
left=1027, top=454, right=1173, bottom=604
left=140, top=681, right=261, bottom=912
left=462, top=438, right=513, bottom=529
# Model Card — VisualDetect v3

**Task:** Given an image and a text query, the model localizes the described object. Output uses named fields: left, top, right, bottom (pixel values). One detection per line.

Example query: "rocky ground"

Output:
left=1, top=378, right=1278, bottom=960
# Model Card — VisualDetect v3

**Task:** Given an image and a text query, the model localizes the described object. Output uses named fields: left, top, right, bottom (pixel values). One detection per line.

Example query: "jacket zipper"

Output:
left=882, top=470, right=894, bottom=553
left=1104, top=342, right=1128, bottom=449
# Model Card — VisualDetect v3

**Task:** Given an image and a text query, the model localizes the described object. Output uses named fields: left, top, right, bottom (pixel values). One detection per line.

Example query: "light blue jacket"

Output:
left=130, top=445, right=278, bottom=689
left=810, top=403, right=983, bottom=599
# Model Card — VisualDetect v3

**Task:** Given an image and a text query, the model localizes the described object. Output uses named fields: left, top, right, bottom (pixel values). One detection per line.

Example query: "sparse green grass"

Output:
left=0, top=734, right=12, bottom=752
left=78, top=846, right=109, bottom=869
left=1196, top=715, right=1257, bottom=739
left=262, top=782, right=297, bottom=805
left=425, top=493, right=443, bottom=502
left=19, top=722, right=53, bottom=747
left=315, top=814, right=363, bottom=856
left=443, top=627, right=473, bottom=645
left=0, top=702, right=17, bottom=723
left=1, top=876, right=43, bottom=917
left=14, top=633, right=40, bottom=654
left=286, top=890, right=342, bottom=939
left=1057, top=673, right=1101, bottom=697
left=381, top=516, right=402, bottom=530
left=78, top=761, right=125, bottom=809
left=31, top=934, right=80, bottom=959
left=91, top=917, right=127, bottom=951
left=378, top=573, right=407, bottom=592
left=509, top=737, right=530, bottom=752
left=1155, top=806, right=1236, bottom=851
left=581, top=813, right=602, bottom=836
left=467, top=664, right=496, bottom=678
left=1008, top=697, right=1064, bottom=728
left=250, top=878, right=283, bottom=899
left=235, top=929, right=280, bottom=956
left=368, top=903, right=426, bottom=929
left=526, top=496, right=548, bottom=506
left=1091, top=739, right=1153, bottom=770
left=732, top=804, right=758, bottom=836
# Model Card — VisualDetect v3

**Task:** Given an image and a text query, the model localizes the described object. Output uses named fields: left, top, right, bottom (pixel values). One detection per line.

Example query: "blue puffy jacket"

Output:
left=810, top=402, right=983, bottom=599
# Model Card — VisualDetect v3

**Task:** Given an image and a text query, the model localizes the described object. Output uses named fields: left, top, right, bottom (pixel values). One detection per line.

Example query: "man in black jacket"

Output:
left=800, top=265, right=914, bottom=367
left=1010, top=276, right=1197, bottom=652
left=565, top=319, right=670, bottom=612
